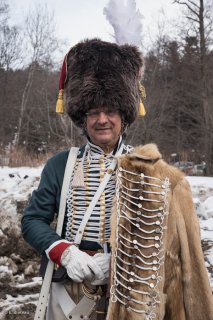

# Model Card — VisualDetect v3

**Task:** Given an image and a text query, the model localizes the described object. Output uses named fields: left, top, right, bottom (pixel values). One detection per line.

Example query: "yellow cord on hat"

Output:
left=139, top=83, right=146, bottom=116
left=139, top=100, right=146, bottom=116
left=56, top=89, right=65, bottom=113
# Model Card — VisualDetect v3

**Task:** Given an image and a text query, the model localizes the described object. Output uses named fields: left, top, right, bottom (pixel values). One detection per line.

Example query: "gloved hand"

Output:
left=91, top=253, right=111, bottom=285
left=61, top=245, right=105, bottom=283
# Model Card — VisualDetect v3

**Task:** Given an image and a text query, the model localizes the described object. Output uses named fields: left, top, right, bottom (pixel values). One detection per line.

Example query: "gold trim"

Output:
left=82, top=283, right=103, bottom=299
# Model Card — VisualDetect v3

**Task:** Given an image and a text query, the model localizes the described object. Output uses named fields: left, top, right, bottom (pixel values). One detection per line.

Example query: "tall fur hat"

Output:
left=61, top=38, right=144, bottom=128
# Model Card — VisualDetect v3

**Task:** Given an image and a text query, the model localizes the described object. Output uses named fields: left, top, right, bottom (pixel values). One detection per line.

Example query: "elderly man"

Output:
left=21, top=38, right=144, bottom=320
left=22, top=38, right=213, bottom=320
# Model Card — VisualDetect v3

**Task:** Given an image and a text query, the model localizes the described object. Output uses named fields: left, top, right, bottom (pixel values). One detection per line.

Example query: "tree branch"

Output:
left=173, top=0, right=200, bottom=18
left=186, top=16, right=200, bottom=23
left=188, top=0, right=200, bottom=10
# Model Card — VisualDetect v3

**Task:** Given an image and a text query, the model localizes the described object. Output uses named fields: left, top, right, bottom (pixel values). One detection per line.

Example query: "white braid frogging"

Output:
left=110, top=166, right=170, bottom=319
left=65, top=140, right=133, bottom=244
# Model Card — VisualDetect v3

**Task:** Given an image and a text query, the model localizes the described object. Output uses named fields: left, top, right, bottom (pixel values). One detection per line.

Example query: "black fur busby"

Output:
left=64, top=38, right=143, bottom=128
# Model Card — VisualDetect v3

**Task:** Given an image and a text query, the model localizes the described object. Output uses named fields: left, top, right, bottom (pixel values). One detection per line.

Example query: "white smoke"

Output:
left=103, top=0, right=143, bottom=48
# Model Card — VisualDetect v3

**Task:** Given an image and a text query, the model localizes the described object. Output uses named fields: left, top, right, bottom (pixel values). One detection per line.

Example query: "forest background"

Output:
left=0, top=0, right=213, bottom=174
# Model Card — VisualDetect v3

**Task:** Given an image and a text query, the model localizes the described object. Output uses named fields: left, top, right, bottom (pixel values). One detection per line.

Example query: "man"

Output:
left=22, top=38, right=213, bottom=320
left=21, top=38, right=144, bottom=320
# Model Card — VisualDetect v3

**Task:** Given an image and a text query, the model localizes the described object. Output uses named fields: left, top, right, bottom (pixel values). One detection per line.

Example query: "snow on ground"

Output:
left=0, top=167, right=213, bottom=319
left=0, top=166, right=43, bottom=211
left=186, top=176, right=213, bottom=289
left=0, top=166, right=43, bottom=319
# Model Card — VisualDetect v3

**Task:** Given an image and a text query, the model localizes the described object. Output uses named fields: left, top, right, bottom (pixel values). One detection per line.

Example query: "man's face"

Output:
left=86, top=108, right=122, bottom=153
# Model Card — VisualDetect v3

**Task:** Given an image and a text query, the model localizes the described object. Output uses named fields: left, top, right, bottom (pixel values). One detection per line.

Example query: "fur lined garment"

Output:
left=107, top=144, right=213, bottom=320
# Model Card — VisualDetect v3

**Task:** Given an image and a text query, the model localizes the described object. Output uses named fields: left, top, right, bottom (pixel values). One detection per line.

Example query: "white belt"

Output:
left=54, top=283, right=98, bottom=320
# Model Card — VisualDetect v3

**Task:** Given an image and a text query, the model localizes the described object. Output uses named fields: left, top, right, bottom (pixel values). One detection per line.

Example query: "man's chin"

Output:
left=97, top=138, right=112, bottom=145
left=96, top=131, right=112, bottom=140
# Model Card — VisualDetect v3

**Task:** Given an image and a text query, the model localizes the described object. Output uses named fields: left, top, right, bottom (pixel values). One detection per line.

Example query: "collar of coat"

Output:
left=128, top=143, right=162, bottom=163
left=117, top=143, right=185, bottom=192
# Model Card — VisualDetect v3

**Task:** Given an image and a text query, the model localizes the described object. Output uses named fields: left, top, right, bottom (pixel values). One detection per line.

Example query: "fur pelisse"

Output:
left=65, top=38, right=143, bottom=128
left=107, top=144, right=213, bottom=320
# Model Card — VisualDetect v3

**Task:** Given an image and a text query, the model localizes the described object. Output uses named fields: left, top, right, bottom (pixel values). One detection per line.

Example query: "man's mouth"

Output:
left=95, top=128, right=111, bottom=131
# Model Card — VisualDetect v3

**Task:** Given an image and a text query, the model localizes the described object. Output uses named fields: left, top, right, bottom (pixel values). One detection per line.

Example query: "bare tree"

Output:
left=15, top=4, right=60, bottom=147
left=0, top=25, right=22, bottom=70
left=173, top=0, right=213, bottom=173
left=0, top=0, right=22, bottom=70
left=24, top=4, right=59, bottom=67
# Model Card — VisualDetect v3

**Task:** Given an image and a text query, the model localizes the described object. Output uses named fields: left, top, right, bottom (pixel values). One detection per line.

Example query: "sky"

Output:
left=9, top=0, right=182, bottom=55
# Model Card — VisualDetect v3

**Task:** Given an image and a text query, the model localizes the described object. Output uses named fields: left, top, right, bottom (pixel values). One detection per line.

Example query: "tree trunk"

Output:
left=14, top=65, right=35, bottom=146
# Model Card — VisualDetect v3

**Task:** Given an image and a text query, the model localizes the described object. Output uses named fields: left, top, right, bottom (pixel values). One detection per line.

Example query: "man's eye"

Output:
left=88, top=111, right=99, bottom=117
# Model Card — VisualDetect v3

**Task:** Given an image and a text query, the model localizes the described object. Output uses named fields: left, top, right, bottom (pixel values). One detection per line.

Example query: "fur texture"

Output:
left=107, top=144, right=213, bottom=320
left=65, top=38, right=143, bottom=128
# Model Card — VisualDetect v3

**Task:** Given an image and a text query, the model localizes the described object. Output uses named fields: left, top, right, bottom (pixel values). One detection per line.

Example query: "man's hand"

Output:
left=91, top=253, right=111, bottom=285
left=61, top=245, right=105, bottom=283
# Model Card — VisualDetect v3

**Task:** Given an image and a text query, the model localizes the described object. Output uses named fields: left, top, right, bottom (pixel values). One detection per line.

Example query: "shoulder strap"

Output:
left=34, top=147, right=79, bottom=320
left=56, top=147, right=79, bottom=236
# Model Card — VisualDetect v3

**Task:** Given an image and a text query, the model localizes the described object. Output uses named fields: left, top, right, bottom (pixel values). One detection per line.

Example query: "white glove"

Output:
left=91, top=253, right=111, bottom=285
left=61, top=245, right=105, bottom=283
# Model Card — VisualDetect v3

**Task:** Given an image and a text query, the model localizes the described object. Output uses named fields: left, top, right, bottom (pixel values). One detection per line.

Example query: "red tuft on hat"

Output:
left=55, top=54, right=68, bottom=113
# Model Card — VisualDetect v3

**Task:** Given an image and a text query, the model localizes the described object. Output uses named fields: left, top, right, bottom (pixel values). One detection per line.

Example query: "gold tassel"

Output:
left=138, top=83, right=146, bottom=116
left=56, top=89, right=65, bottom=113
left=139, top=100, right=146, bottom=116
left=71, top=161, right=85, bottom=188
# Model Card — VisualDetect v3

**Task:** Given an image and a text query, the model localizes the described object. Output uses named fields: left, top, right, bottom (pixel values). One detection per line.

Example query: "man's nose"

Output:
left=97, top=112, right=108, bottom=123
